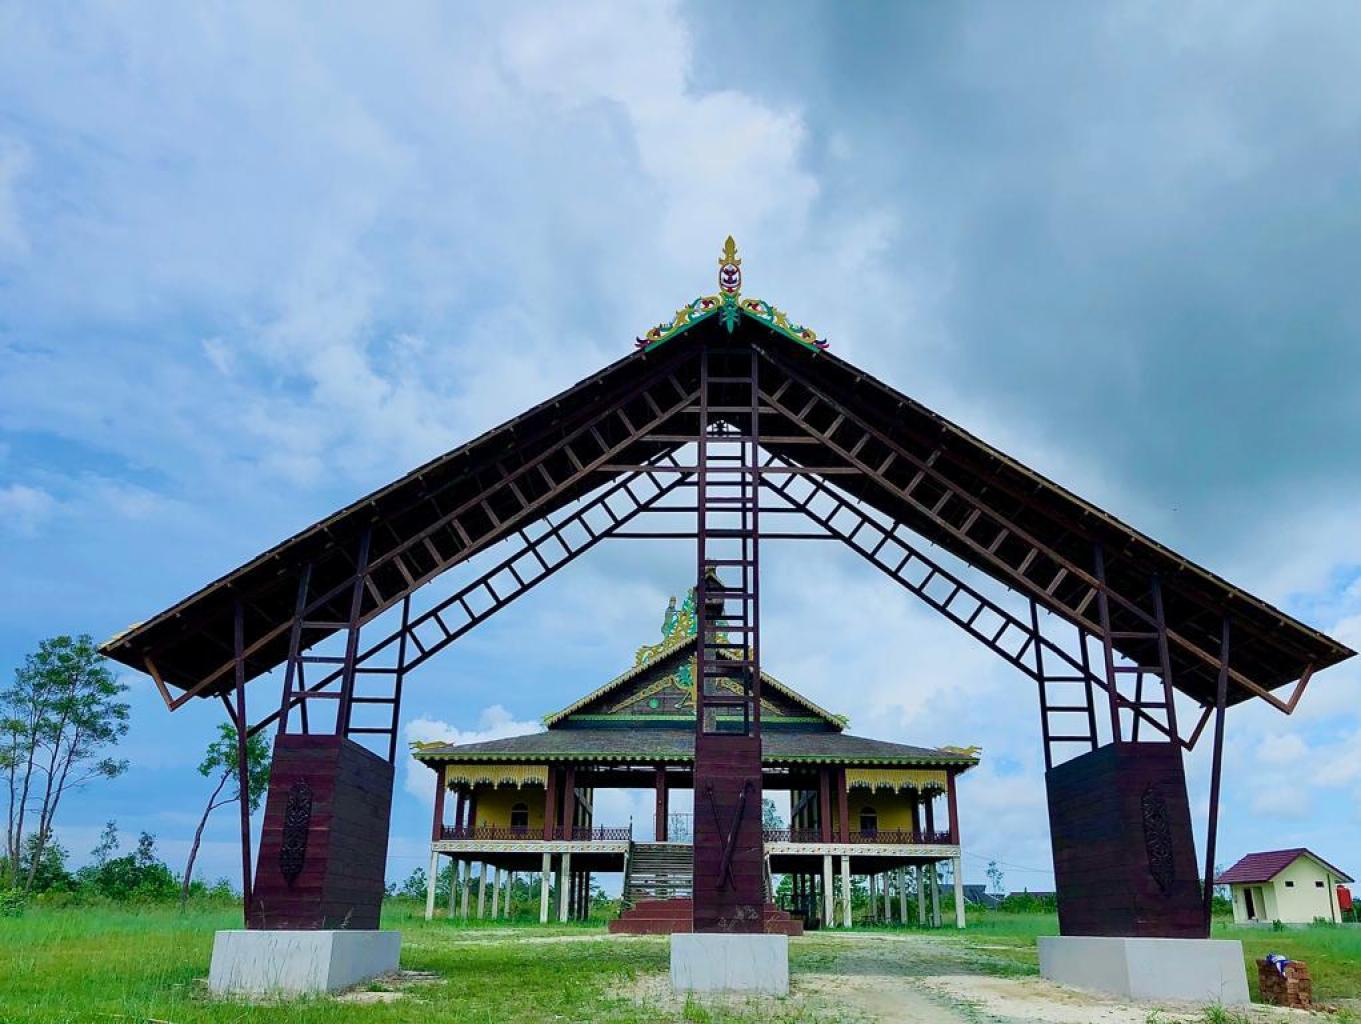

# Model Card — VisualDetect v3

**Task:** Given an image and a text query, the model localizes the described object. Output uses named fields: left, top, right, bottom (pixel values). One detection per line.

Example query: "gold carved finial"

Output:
left=718, top=236, right=742, bottom=296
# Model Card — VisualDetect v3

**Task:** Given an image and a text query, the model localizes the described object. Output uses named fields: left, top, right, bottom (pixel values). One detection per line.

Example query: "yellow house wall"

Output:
left=1270, top=856, right=1342, bottom=923
left=847, top=788, right=919, bottom=832
left=467, top=784, right=546, bottom=830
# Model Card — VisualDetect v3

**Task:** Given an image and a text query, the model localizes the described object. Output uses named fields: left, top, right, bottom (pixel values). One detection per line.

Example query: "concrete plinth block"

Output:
left=208, top=929, right=401, bottom=996
left=1038, top=936, right=1249, bottom=1005
left=670, top=933, right=789, bottom=995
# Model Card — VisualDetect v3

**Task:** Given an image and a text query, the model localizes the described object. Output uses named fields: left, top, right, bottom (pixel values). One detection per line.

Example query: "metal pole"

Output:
left=233, top=600, right=253, bottom=927
left=1202, top=615, right=1231, bottom=930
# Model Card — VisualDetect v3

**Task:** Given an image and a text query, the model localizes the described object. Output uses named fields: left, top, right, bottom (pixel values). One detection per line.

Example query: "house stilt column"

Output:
left=424, top=849, right=439, bottom=921
left=930, top=862, right=941, bottom=927
left=898, top=866, right=908, bottom=924
left=558, top=852, right=572, bottom=922
left=883, top=870, right=891, bottom=921
left=916, top=865, right=925, bottom=925
left=491, top=866, right=501, bottom=918
left=952, top=856, right=966, bottom=928
left=460, top=858, right=472, bottom=918
left=539, top=853, right=552, bottom=924
left=447, top=858, right=459, bottom=916
left=654, top=766, right=667, bottom=841
left=477, top=862, right=487, bottom=919
left=840, top=854, right=852, bottom=928
left=822, top=854, right=834, bottom=925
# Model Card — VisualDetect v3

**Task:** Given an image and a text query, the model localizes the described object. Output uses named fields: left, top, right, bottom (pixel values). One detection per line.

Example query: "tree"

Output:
left=986, top=860, right=1004, bottom=896
left=181, top=723, right=272, bottom=907
left=761, top=797, right=784, bottom=830
left=398, top=867, right=428, bottom=901
left=77, top=828, right=177, bottom=901
left=1, top=635, right=130, bottom=891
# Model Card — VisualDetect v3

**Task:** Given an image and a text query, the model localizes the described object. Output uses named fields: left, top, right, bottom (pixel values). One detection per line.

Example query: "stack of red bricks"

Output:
left=1258, top=959, right=1311, bottom=1009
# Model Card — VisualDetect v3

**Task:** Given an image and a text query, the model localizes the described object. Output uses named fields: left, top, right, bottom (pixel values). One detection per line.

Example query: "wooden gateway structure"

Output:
left=412, top=587, right=979, bottom=933
left=101, top=237, right=1353, bottom=949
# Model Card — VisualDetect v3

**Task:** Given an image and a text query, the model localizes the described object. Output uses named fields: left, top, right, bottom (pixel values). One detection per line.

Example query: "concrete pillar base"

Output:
left=1038, top=936, right=1249, bottom=1004
left=208, top=929, right=400, bottom=996
left=670, top=933, right=789, bottom=995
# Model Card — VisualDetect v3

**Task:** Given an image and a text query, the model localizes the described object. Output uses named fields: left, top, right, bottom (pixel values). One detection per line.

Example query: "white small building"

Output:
left=1216, top=848, right=1353, bottom=925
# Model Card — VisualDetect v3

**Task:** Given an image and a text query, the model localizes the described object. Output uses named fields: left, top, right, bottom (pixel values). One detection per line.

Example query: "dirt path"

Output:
left=653, top=933, right=1324, bottom=1024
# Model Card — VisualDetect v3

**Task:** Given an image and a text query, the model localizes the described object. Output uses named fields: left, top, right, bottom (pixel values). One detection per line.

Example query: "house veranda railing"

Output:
left=440, top=825, right=633, bottom=842
left=761, top=828, right=954, bottom=845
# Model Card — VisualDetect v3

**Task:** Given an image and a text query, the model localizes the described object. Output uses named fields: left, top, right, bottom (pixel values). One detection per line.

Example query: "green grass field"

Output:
left=3, top=903, right=1359, bottom=1023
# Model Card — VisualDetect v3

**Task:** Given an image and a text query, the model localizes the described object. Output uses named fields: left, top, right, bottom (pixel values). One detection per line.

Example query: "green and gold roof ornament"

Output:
left=637, top=236, right=827, bottom=353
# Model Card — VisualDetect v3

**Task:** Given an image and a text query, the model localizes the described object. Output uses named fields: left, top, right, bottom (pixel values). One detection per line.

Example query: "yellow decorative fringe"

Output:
left=845, top=768, right=948, bottom=792
left=444, top=764, right=548, bottom=789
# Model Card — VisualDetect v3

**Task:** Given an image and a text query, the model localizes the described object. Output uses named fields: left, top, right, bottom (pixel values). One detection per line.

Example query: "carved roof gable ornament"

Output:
left=637, top=236, right=827, bottom=352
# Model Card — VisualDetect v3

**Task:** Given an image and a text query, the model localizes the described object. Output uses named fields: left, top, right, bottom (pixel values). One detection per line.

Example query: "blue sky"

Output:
left=1, top=2, right=1359, bottom=893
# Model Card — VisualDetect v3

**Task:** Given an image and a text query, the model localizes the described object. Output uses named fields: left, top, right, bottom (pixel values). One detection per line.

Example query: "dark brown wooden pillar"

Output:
left=946, top=770, right=960, bottom=844
left=543, top=766, right=558, bottom=840
left=924, top=791, right=935, bottom=836
left=431, top=767, right=446, bottom=842
left=909, top=789, right=922, bottom=841
left=562, top=765, right=576, bottom=840
left=654, top=766, right=668, bottom=841
left=818, top=768, right=832, bottom=842
left=249, top=734, right=393, bottom=930
left=837, top=767, right=850, bottom=842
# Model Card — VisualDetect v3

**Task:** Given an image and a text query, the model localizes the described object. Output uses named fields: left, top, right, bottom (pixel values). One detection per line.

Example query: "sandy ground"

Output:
left=619, top=933, right=1330, bottom=1024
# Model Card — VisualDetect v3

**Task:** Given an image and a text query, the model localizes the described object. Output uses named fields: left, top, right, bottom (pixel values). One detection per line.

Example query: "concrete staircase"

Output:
left=612, top=842, right=802, bottom=935
left=622, top=842, right=693, bottom=904
left=609, top=897, right=804, bottom=936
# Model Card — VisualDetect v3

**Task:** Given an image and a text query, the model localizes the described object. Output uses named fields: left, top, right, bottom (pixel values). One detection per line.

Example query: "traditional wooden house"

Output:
left=412, top=588, right=979, bottom=932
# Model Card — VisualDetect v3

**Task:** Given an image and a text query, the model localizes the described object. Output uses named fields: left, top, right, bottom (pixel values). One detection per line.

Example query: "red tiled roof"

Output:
left=1216, top=848, right=1354, bottom=885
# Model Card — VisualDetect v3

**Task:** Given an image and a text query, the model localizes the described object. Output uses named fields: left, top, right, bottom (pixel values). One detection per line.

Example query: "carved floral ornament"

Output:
left=636, top=236, right=827, bottom=352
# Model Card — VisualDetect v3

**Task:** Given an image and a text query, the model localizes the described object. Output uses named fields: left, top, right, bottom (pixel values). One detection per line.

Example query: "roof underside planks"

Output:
left=99, top=316, right=1353, bottom=710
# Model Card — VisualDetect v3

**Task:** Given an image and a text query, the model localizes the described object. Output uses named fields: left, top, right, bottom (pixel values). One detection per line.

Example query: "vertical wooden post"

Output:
left=837, top=767, right=850, bottom=842
left=930, top=863, right=941, bottom=927
left=883, top=871, right=892, bottom=920
left=491, top=866, right=501, bottom=917
left=654, top=766, right=667, bottom=841
left=818, top=768, right=832, bottom=842
left=1203, top=615, right=1231, bottom=929
left=454, top=788, right=466, bottom=836
left=562, top=765, right=576, bottom=840
left=447, top=859, right=459, bottom=916
left=898, top=866, right=908, bottom=924
left=910, top=790, right=922, bottom=842
left=946, top=771, right=960, bottom=844
left=916, top=865, right=925, bottom=925
left=544, top=766, right=558, bottom=840
left=477, top=862, right=487, bottom=919
left=432, top=767, right=447, bottom=842
left=232, top=600, right=252, bottom=927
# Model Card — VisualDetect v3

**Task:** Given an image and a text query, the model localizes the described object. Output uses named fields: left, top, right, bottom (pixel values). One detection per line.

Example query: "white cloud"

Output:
left=0, top=482, right=56, bottom=534
left=402, top=705, right=542, bottom=805
left=1257, top=732, right=1309, bottom=766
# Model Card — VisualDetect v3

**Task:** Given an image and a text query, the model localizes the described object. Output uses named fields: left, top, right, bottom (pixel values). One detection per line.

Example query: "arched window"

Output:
left=859, top=807, right=878, bottom=835
left=510, top=802, right=530, bottom=832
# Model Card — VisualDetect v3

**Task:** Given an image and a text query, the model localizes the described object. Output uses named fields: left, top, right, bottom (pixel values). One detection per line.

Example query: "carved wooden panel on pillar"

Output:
left=692, top=734, right=765, bottom=933
left=1046, top=742, right=1204, bottom=938
left=249, top=734, right=394, bottom=930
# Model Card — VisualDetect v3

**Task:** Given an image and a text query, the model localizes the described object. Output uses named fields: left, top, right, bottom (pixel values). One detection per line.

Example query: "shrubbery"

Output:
left=0, top=821, right=238, bottom=913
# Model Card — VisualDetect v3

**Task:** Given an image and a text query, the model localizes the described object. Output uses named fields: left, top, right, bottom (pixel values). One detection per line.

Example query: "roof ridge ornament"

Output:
left=636, top=236, right=827, bottom=352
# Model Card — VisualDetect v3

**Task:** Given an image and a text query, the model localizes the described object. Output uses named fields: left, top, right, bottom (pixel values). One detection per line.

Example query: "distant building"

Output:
left=1216, top=849, right=1353, bottom=924
left=961, top=884, right=1003, bottom=909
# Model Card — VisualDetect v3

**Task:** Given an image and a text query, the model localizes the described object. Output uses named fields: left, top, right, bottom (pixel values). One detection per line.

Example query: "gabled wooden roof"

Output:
left=99, top=256, right=1353, bottom=711
left=541, top=589, right=846, bottom=731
